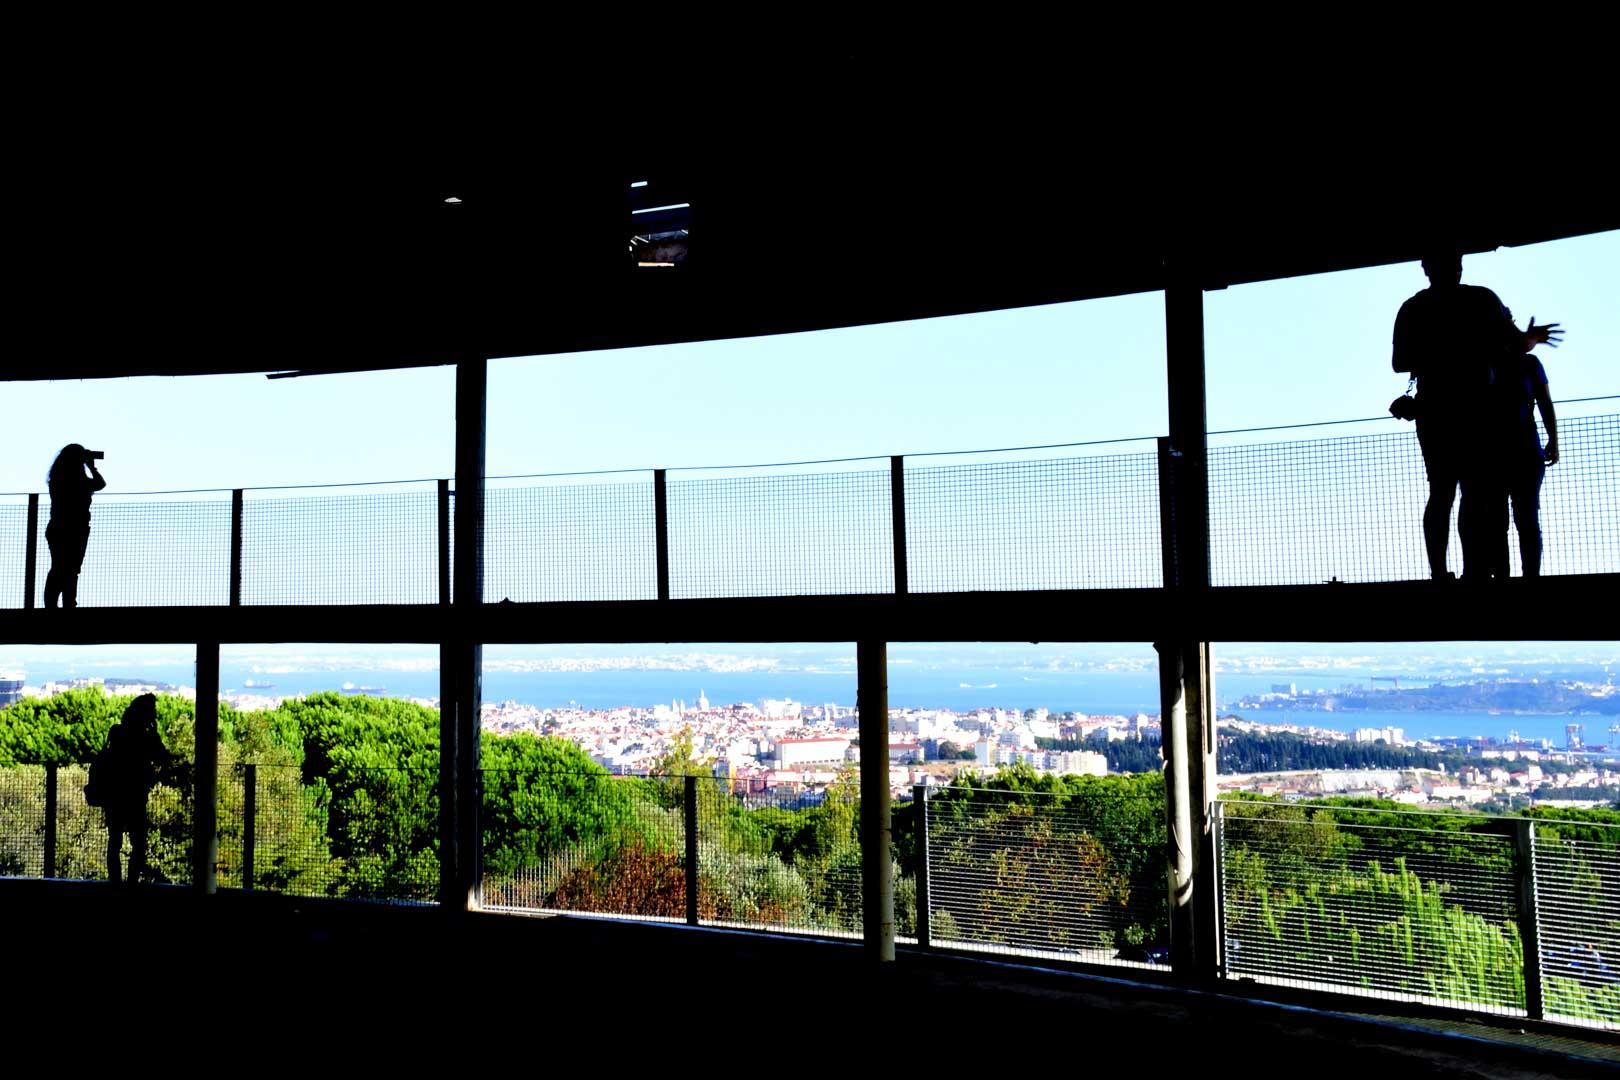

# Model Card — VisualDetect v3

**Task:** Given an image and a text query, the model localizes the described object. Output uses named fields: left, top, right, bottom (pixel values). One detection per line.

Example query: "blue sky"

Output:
left=4, top=230, right=1613, bottom=494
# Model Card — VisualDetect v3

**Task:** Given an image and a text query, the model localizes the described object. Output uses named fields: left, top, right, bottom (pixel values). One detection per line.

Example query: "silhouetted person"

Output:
left=92, top=694, right=170, bottom=887
left=42, top=443, right=106, bottom=608
left=1391, top=249, right=1560, bottom=580
left=1486, top=352, right=1560, bottom=577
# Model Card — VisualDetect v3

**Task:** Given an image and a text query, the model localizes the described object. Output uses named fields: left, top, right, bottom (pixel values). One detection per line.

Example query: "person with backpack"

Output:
left=87, top=694, right=171, bottom=886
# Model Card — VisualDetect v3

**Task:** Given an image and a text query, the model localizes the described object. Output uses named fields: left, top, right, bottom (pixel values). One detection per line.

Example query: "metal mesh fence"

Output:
left=906, top=450, right=1163, bottom=592
left=241, top=486, right=439, bottom=605
left=0, top=765, right=45, bottom=877
left=484, top=478, right=657, bottom=603
left=219, top=763, right=438, bottom=903
left=700, top=780, right=863, bottom=938
left=667, top=467, right=894, bottom=598
left=36, top=494, right=232, bottom=607
left=0, top=500, right=27, bottom=611
left=925, top=785, right=1168, bottom=967
left=480, top=768, right=685, bottom=922
left=1532, top=820, right=1620, bottom=1031
left=1218, top=801, right=1524, bottom=1016
left=1210, top=414, right=1620, bottom=585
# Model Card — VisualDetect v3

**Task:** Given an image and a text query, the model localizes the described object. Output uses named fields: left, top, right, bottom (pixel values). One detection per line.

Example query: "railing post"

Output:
left=1512, top=818, right=1546, bottom=1021
left=655, top=469, right=671, bottom=602
left=858, top=639, right=894, bottom=963
left=24, top=494, right=39, bottom=608
left=242, top=764, right=257, bottom=892
left=684, top=775, right=700, bottom=926
left=1156, top=438, right=1179, bottom=589
left=913, top=783, right=930, bottom=948
left=229, top=489, right=243, bottom=606
left=438, top=479, right=451, bottom=606
left=193, top=642, right=220, bottom=895
left=43, top=762, right=58, bottom=879
left=890, top=456, right=908, bottom=595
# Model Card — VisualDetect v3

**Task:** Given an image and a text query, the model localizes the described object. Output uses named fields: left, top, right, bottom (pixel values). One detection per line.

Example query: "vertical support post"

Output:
left=43, top=763, right=58, bottom=879
left=193, top=642, right=220, bottom=895
left=1158, top=258, right=1218, bottom=983
left=242, top=763, right=257, bottom=892
left=913, top=783, right=930, bottom=948
left=654, top=469, right=671, bottom=602
left=684, top=775, right=700, bottom=926
left=438, top=479, right=452, bottom=606
left=441, top=359, right=486, bottom=912
left=1163, top=261, right=1210, bottom=591
left=1513, top=818, right=1546, bottom=1021
left=24, top=494, right=39, bottom=608
left=858, top=639, right=894, bottom=963
left=890, top=457, right=908, bottom=596
left=229, top=489, right=244, bottom=606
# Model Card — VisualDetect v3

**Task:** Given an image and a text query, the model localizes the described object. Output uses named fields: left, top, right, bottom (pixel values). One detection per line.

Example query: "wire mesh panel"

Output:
left=699, top=780, right=863, bottom=938
left=1533, top=819, right=1620, bottom=1031
left=241, top=486, right=439, bottom=605
left=484, top=477, right=657, bottom=603
left=215, top=764, right=352, bottom=898
left=925, top=784, right=1168, bottom=967
left=34, top=493, right=232, bottom=607
left=1219, top=801, right=1525, bottom=1016
left=0, top=500, right=27, bottom=611
left=0, top=765, right=45, bottom=877
left=1210, top=413, right=1620, bottom=585
left=1211, top=430, right=1430, bottom=585
left=905, top=451, right=1162, bottom=592
left=480, top=769, right=684, bottom=922
left=667, top=466, right=894, bottom=598
left=1534, top=414, right=1620, bottom=578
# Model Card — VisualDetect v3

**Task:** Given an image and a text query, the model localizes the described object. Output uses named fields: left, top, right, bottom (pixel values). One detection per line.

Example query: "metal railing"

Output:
left=1218, top=801, right=1620, bottom=1031
left=3, top=413, right=1616, bottom=608
left=0, top=762, right=195, bottom=886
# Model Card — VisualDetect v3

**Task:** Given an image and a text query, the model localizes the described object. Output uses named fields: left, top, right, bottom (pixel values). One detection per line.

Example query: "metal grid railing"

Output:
left=906, top=450, right=1163, bottom=592
left=0, top=412, right=1613, bottom=607
left=241, top=487, right=440, bottom=605
left=1218, top=801, right=1525, bottom=1016
left=1532, top=820, right=1620, bottom=1031
left=1210, top=414, right=1620, bottom=585
left=38, top=494, right=232, bottom=607
left=226, top=763, right=438, bottom=903
left=0, top=765, right=45, bottom=876
left=699, top=780, right=863, bottom=938
left=483, top=478, right=657, bottom=603
left=0, top=501, right=27, bottom=611
left=925, top=785, right=1168, bottom=967
left=667, top=467, right=895, bottom=598
left=480, top=768, right=685, bottom=922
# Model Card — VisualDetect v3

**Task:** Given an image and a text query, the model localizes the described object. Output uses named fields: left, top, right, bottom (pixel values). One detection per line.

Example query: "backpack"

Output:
left=84, top=727, right=125, bottom=808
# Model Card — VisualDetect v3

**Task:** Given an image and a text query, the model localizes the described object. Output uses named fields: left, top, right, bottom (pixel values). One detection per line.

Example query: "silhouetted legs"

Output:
left=1417, top=419, right=1461, bottom=579
left=1510, top=462, right=1546, bottom=576
left=42, top=522, right=89, bottom=608
left=105, top=809, right=147, bottom=886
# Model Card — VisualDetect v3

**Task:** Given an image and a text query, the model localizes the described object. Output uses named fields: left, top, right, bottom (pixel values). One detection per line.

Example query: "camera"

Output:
left=1388, top=396, right=1423, bottom=422
left=84, top=450, right=105, bottom=462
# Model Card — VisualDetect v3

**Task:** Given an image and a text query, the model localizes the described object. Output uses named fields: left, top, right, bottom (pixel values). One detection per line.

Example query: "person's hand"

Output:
left=1544, top=439, right=1559, bottom=466
left=1527, top=317, right=1564, bottom=349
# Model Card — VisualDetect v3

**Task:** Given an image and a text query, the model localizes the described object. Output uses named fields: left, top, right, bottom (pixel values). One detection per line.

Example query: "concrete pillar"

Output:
left=193, top=641, right=220, bottom=894
left=858, top=639, right=894, bottom=962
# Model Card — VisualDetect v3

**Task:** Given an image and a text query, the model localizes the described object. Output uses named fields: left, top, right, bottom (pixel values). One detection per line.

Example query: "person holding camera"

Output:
left=1391, top=249, right=1560, bottom=581
left=42, top=443, right=106, bottom=608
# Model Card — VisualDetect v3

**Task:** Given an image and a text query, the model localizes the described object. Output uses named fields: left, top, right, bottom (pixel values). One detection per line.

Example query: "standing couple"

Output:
left=1392, top=248, right=1562, bottom=581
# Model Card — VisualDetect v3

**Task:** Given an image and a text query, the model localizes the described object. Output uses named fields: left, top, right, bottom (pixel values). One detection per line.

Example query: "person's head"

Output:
left=48, top=444, right=87, bottom=489
left=1421, top=246, right=1463, bottom=290
left=123, top=693, right=159, bottom=733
